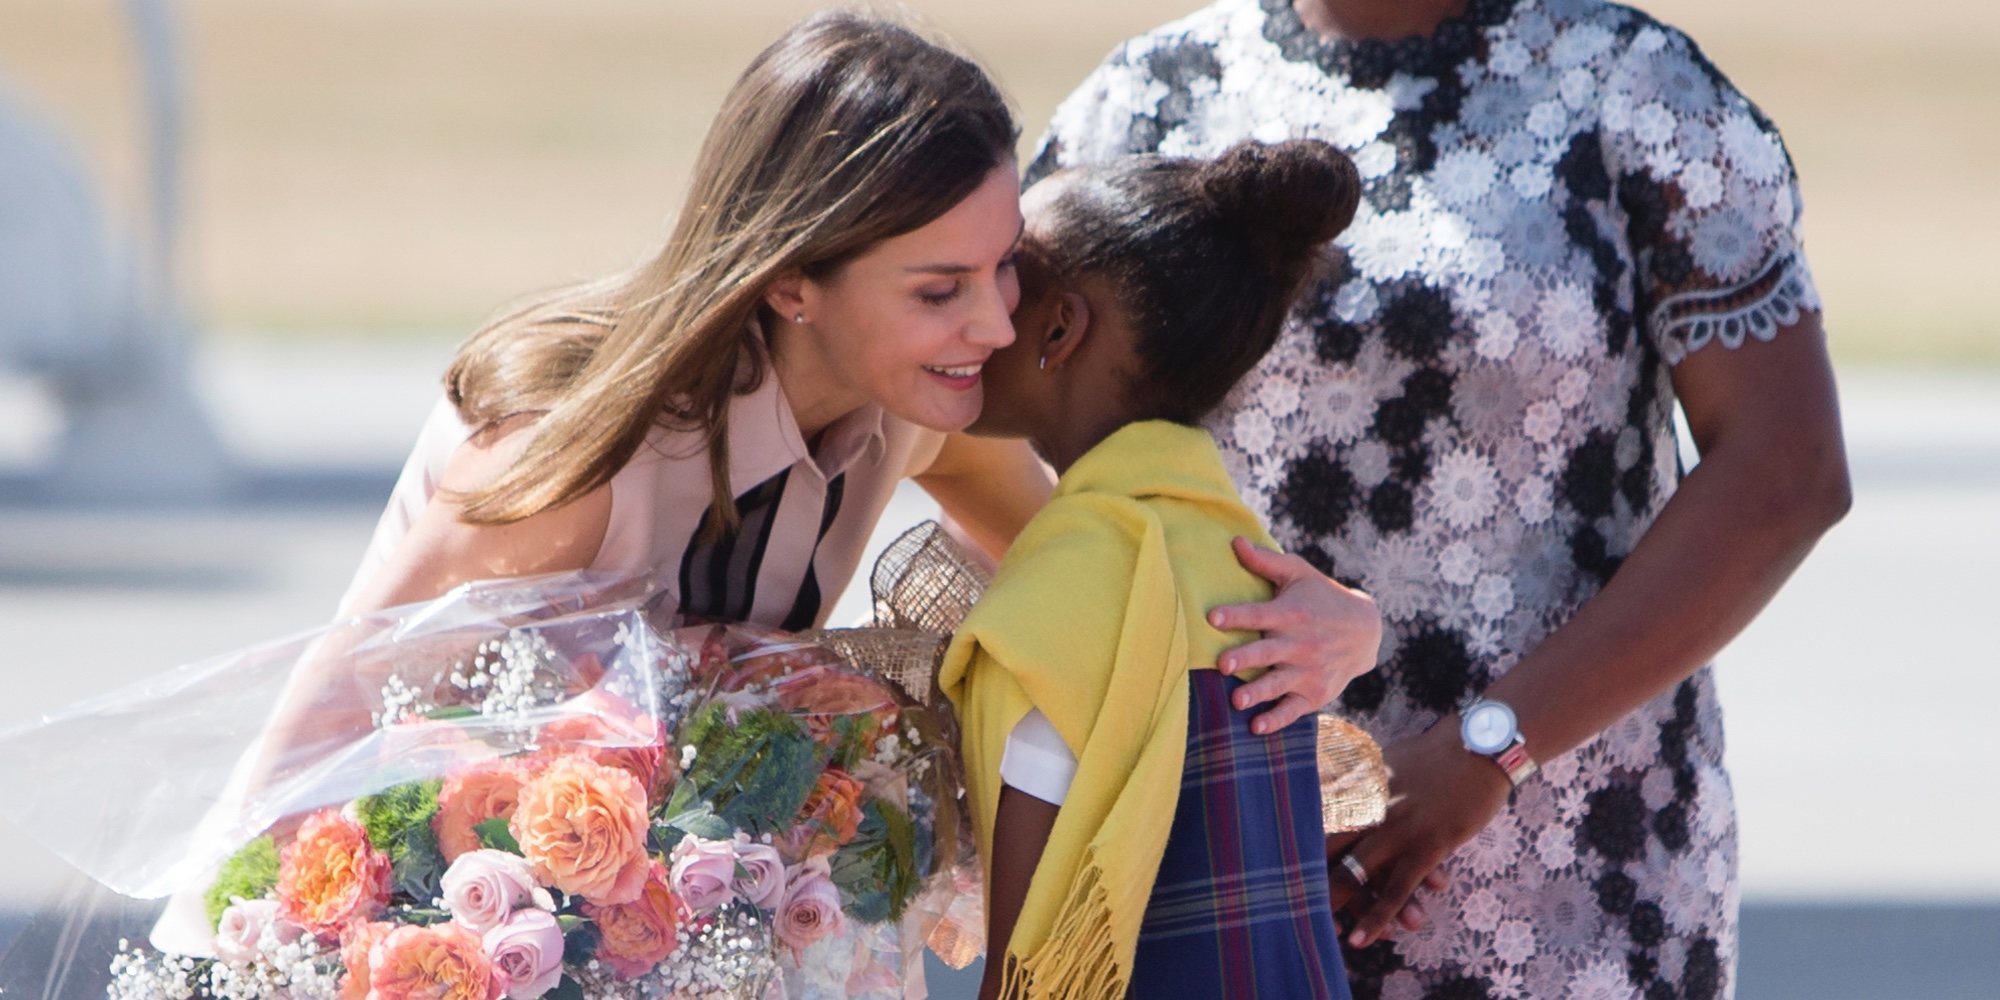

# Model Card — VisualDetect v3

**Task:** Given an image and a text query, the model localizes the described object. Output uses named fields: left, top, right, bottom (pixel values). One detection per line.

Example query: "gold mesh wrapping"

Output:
left=800, top=520, right=991, bottom=712
left=867, top=520, right=992, bottom=636
left=1317, top=714, right=1390, bottom=834
left=796, top=627, right=952, bottom=713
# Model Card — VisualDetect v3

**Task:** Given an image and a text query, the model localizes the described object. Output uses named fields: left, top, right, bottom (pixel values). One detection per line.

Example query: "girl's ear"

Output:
left=1041, top=291, right=1093, bottom=370
left=763, top=271, right=809, bottom=324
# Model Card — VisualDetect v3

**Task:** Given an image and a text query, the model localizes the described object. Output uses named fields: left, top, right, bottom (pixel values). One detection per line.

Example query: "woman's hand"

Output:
left=1324, top=720, right=1507, bottom=947
left=1210, top=537, right=1382, bottom=734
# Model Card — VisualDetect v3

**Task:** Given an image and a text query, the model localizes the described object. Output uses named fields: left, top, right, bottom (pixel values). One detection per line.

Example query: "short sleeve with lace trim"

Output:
left=1599, top=22, right=1821, bottom=363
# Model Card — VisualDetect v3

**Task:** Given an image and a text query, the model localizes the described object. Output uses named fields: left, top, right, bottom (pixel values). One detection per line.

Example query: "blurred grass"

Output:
left=0, top=0, right=1991, bottom=364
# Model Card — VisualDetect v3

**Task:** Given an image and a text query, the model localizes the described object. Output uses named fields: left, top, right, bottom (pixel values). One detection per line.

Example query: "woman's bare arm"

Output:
left=251, top=419, right=613, bottom=834
left=1332, top=312, right=1852, bottom=945
left=913, top=432, right=1054, bottom=565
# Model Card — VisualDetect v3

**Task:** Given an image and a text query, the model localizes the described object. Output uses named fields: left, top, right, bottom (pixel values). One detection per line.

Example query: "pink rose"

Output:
left=214, top=898, right=301, bottom=963
left=667, top=835, right=738, bottom=914
left=730, top=834, right=787, bottom=910
left=482, top=908, right=566, bottom=1000
left=776, top=856, right=845, bottom=953
left=442, top=849, right=556, bottom=934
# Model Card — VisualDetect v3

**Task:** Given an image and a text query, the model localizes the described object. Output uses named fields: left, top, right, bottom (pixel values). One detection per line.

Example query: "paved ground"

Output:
left=0, top=341, right=1995, bottom=994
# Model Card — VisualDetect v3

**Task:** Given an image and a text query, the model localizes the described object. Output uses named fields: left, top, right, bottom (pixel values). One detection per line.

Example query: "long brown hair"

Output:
left=445, top=11, right=1017, bottom=527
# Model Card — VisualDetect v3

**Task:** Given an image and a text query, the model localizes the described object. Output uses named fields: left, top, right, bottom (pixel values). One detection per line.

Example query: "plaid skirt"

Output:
left=1127, top=671, right=1350, bottom=999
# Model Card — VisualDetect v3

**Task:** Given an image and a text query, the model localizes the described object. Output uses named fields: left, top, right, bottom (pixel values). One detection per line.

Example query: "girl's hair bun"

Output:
left=1193, top=139, right=1361, bottom=269
left=1025, top=138, right=1363, bottom=425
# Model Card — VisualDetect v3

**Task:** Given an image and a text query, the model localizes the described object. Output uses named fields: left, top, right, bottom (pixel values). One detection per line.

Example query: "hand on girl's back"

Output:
left=1210, top=536, right=1382, bottom=735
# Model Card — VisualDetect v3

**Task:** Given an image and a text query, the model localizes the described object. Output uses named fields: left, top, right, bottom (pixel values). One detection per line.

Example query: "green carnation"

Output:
left=203, top=835, right=280, bottom=929
left=354, top=779, right=446, bottom=901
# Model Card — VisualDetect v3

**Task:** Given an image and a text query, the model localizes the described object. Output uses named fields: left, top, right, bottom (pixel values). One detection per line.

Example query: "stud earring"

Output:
left=793, top=312, right=806, bottom=324
left=1037, top=355, right=1049, bottom=371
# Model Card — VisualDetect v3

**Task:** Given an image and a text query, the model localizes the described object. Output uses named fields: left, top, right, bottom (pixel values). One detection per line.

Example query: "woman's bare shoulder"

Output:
left=342, top=415, right=613, bottom=614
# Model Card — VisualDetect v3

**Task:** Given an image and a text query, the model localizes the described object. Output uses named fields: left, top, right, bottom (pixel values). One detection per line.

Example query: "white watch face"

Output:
left=1462, top=702, right=1518, bottom=755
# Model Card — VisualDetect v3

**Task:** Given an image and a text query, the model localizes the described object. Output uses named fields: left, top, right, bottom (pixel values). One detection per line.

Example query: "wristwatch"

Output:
left=1459, top=696, right=1538, bottom=787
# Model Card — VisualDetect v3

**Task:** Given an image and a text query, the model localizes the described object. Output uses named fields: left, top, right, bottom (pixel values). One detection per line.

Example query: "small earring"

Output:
left=793, top=312, right=806, bottom=324
left=1037, top=355, right=1049, bottom=371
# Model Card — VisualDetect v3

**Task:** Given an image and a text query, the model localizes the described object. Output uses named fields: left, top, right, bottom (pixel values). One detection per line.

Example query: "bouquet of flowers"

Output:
left=0, top=571, right=974, bottom=1000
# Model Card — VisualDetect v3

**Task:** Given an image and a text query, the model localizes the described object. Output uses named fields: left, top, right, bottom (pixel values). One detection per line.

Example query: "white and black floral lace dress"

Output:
left=1028, top=1, right=1819, bottom=998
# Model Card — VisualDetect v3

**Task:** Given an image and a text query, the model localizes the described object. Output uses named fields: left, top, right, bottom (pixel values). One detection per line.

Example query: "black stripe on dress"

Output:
left=781, top=472, right=846, bottom=630
left=678, top=469, right=790, bottom=622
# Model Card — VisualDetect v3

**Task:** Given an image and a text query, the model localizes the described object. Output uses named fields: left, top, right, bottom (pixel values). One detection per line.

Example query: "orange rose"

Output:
left=774, top=670, right=899, bottom=753
left=581, top=860, right=680, bottom=980
left=275, top=809, right=392, bottom=941
left=366, top=923, right=501, bottom=1000
left=781, top=768, right=867, bottom=861
left=336, top=921, right=395, bottom=1000
left=773, top=669, right=895, bottom=718
left=535, top=710, right=667, bottom=805
left=434, top=759, right=530, bottom=863
left=509, top=753, right=650, bottom=905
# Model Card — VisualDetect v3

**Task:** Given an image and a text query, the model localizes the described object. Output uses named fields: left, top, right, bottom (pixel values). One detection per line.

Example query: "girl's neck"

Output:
left=1030, top=410, right=1142, bottom=476
left=1293, top=0, right=1467, bottom=42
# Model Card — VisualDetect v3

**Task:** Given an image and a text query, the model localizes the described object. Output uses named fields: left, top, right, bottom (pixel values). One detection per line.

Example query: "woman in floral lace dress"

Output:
left=1028, top=1, right=1849, bottom=997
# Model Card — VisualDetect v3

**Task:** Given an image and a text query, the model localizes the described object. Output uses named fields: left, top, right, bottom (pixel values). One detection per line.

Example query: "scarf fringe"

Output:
left=997, top=847, right=1130, bottom=1000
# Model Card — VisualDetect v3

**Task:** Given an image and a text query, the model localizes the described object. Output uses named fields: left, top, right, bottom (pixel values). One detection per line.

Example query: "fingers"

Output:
left=1228, top=656, right=1344, bottom=723
left=1324, top=832, right=1363, bottom=913
left=1217, top=636, right=1305, bottom=676
left=1396, top=895, right=1429, bottom=932
left=1229, top=536, right=1311, bottom=585
left=1324, top=831, right=1360, bottom=860
left=1347, top=854, right=1435, bottom=948
left=1249, top=692, right=1315, bottom=736
left=1328, top=835, right=1446, bottom=947
left=1324, top=836, right=1366, bottom=915
left=1207, top=600, right=1304, bottom=637
left=1226, top=657, right=1311, bottom=706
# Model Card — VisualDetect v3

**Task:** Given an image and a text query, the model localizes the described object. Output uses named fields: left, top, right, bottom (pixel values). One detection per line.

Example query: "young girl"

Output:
left=941, top=140, right=1366, bottom=999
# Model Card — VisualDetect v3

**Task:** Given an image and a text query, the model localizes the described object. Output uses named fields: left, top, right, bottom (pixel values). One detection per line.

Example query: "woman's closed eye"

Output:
left=919, top=282, right=963, bottom=307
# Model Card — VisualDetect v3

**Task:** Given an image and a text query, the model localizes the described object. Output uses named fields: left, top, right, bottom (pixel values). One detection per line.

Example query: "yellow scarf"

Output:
left=940, top=421, right=1278, bottom=999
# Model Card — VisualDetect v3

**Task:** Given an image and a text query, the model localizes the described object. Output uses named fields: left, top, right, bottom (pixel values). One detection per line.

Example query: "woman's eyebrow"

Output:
left=902, top=219, right=1026, bottom=274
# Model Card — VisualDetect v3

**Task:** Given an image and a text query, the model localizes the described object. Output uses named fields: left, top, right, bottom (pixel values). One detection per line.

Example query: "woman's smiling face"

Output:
left=783, top=162, right=1025, bottom=433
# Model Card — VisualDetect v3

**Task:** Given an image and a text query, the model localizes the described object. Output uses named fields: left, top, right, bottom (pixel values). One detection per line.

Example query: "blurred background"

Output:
left=0, top=1, right=1993, bottom=996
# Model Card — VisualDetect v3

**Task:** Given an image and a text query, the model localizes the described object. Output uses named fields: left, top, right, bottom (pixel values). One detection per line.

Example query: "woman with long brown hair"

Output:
left=338, top=10, right=1379, bottom=737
